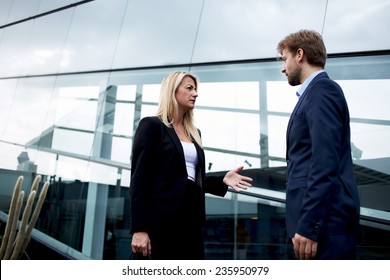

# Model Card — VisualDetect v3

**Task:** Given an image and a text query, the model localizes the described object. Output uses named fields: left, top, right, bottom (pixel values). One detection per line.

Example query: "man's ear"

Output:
left=296, top=48, right=304, bottom=62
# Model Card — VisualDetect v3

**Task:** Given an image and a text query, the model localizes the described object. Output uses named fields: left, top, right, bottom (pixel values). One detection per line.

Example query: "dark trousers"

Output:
left=149, top=179, right=205, bottom=260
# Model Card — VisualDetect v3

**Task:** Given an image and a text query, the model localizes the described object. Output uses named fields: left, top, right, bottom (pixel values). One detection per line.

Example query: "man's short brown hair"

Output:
left=277, top=29, right=327, bottom=68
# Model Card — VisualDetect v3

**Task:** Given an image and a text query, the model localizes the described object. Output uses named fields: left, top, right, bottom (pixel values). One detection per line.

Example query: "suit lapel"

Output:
left=193, top=138, right=205, bottom=188
left=286, top=97, right=302, bottom=138
left=193, top=140, right=205, bottom=175
left=165, top=123, right=205, bottom=186
left=286, top=92, right=305, bottom=160
left=286, top=72, right=329, bottom=160
left=165, top=125, right=186, bottom=164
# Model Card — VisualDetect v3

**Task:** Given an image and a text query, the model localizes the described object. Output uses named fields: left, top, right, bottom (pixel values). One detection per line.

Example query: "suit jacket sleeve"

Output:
left=297, top=78, right=349, bottom=240
left=129, top=117, right=162, bottom=233
left=203, top=175, right=228, bottom=197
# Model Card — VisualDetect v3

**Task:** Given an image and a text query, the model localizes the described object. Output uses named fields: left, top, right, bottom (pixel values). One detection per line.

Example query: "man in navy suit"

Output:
left=277, top=30, right=360, bottom=259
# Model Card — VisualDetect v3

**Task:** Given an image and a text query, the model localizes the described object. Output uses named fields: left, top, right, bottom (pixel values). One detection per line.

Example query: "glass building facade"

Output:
left=0, top=0, right=389, bottom=260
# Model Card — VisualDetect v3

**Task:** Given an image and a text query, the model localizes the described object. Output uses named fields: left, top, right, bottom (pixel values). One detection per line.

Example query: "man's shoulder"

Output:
left=311, top=71, right=329, bottom=82
left=311, top=72, right=340, bottom=88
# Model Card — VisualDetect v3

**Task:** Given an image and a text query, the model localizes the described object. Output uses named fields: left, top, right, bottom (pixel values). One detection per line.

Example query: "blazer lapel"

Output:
left=165, top=125, right=186, bottom=164
left=193, top=140, right=205, bottom=174
left=193, top=139, right=205, bottom=188
left=286, top=72, right=329, bottom=160
left=286, top=94, right=305, bottom=160
left=165, top=123, right=205, bottom=186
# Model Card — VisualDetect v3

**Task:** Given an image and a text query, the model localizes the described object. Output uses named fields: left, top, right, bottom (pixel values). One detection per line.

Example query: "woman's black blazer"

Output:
left=129, top=116, right=227, bottom=233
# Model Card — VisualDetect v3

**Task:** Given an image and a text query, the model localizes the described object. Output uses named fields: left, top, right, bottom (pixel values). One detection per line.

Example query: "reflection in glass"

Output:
left=0, top=55, right=389, bottom=260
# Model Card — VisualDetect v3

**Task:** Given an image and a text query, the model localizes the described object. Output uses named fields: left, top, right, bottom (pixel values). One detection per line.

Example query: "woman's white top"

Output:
left=181, top=141, right=198, bottom=182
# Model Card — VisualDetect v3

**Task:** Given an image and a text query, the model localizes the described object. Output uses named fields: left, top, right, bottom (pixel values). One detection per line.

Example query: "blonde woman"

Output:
left=129, top=71, right=252, bottom=260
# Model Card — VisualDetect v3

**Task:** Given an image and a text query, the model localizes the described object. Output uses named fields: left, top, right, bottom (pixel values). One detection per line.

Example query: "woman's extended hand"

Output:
left=223, top=166, right=253, bottom=192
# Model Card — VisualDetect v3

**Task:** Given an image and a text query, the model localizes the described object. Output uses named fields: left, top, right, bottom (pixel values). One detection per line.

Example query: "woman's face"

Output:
left=175, top=76, right=198, bottom=113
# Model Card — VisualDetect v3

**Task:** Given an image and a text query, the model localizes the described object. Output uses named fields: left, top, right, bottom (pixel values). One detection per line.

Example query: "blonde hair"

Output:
left=156, top=71, right=202, bottom=147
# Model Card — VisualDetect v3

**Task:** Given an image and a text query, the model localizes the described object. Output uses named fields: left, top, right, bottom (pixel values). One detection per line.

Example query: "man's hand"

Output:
left=131, top=232, right=151, bottom=257
left=292, top=233, right=318, bottom=260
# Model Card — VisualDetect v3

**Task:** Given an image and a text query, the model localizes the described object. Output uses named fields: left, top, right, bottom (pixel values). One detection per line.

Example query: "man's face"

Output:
left=281, top=48, right=302, bottom=86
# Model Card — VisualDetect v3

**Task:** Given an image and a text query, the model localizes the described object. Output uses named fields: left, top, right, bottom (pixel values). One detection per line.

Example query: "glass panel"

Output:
left=52, top=128, right=94, bottom=156
left=0, top=55, right=389, bottom=260
left=111, top=137, right=132, bottom=164
left=340, top=79, right=390, bottom=121
left=0, top=22, right=34, bottom=77
left=0, top=79, right=18, bottom=138
left=85, top=161, right=118, bottom=185
left=33, top=150, right=58, bottom=176
left=113, top=103, right=135, bottom=136
left=0, top=142, right=27, bottom=170
left=112, top=0, right=203, bottom=68
left=2, top=0, right=390, bottom=78
left=205, top=151, right=260, bottom=173
left=37, top=0, right=77, bottom=14
left=20, top=9, right=73, bottom=76
left=204, top=192, right=286, bottom=260
left=0, top=0, right=13, bottom=26
left=56, top=155, right=117, bottom=185
left=116, top=85, right=136, bottom=102
left=142, top=84, right=161, bottom=103
left=324, top=0, right=390, bottom=53
left=197, top=82, right=259, bottom=110
left=197, top=110, right=260, bottom=155
left=351, top=123, right=390, bottom=161
left=48, top=73, right=110, bottom=161
left=56, top=155, right=90, bottom=181
left=193, top=0, right=327, bottom=62
left=267, top=81, right=298, bottom=113
left=141, top=104, right=158, bottom=119
left=5, top=0, right=40, bottom=23
left=2, top=77, right=57, bottom=145
left=120, top=169, right=131, bottom=188
left=326, top=55, right=390, bottom=80
left=56, top=86, right=99, bottom=131
left=58, top=0, right=128, bottom=73
left=268, top=115, right=288, bottom=160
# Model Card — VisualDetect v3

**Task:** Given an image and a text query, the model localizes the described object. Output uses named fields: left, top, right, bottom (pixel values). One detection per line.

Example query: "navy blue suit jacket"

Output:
left=129, top=116, right=227, bottom=234
left=285, top=72, right=360, bottom=241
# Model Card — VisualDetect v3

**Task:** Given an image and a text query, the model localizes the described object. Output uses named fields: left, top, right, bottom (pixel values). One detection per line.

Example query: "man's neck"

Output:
left=301, top=65, right=323, bottom=83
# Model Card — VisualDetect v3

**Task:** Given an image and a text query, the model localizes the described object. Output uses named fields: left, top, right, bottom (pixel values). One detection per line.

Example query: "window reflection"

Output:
left=197, top=82, right=259, bottom=109
left=0, top=55, right=389, bottom=260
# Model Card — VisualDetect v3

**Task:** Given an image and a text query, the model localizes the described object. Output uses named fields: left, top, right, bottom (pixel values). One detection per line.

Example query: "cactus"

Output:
left=3, top=191, right=24, bottom=259
left=0, top=176, right=23, bottom=259
left=18, top=181, right=50, bottom=259
left=10, top=190, right=36, bottom=260
left=0, top=175, right=50, bottom=260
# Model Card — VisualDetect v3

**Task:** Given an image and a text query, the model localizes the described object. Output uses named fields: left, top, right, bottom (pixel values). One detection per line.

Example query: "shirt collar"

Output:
left=296, top=70, right=325, bottom=98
